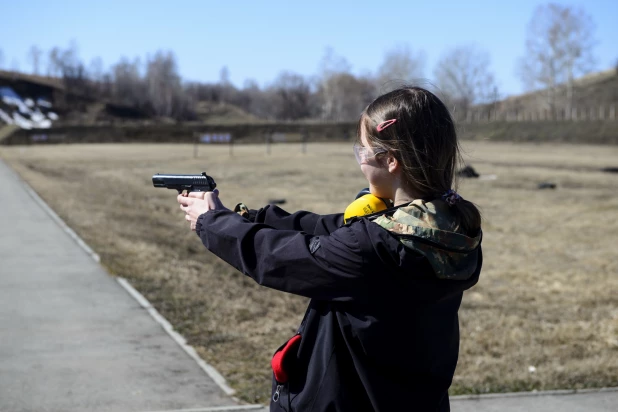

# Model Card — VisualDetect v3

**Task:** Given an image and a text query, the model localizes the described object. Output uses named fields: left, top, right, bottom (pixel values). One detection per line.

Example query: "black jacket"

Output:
left=195, top=204, right=482, bottom=412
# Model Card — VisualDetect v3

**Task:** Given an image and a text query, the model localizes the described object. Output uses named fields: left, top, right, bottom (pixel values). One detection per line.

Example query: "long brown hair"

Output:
left=359, top=86, right=482, bottom=234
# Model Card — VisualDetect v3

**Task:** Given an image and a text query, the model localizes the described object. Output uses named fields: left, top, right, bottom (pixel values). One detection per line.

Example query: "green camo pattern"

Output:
left=372, top=199, right=482, bottom=280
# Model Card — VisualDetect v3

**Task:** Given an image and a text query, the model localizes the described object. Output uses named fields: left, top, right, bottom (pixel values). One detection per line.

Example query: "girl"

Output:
left=178, top=86, right=483, bottom=411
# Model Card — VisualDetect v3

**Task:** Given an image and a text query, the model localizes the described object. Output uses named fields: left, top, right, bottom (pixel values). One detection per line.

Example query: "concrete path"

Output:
left=0, top=158, right=264, bottom=412
left=450, top=388, right=618, bottom=411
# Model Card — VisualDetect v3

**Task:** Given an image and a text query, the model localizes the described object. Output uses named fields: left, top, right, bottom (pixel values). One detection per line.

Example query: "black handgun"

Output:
left=152, top=172, right=217, bottom=194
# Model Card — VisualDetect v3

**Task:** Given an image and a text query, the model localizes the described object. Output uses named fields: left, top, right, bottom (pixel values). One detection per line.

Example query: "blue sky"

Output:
left=1, top=0, right=616, bottom=97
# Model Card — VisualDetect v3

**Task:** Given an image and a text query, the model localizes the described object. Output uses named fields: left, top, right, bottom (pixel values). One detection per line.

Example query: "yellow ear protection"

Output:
left=344, top=188, right=393, bottom=224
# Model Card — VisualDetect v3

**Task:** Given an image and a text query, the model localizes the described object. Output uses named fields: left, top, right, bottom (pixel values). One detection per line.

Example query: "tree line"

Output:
left=0, top=3, right=609, bottom=122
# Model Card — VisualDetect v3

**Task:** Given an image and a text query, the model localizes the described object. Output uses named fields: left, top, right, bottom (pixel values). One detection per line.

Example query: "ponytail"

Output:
left=451, top=199, right=482, bottom=235
left=451, top=159, right=482, bottom=235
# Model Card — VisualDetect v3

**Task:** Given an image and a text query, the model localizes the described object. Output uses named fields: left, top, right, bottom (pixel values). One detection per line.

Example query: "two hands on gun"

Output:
left=152, top=172, right=228, bottom=231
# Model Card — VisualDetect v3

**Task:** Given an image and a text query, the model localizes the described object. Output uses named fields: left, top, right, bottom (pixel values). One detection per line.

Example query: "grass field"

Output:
left=1, top=141, right=617, bottom=403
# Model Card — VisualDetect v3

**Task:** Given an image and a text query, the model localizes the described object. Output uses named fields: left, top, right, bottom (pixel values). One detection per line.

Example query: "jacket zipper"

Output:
left=273, top=384, right=282, bottom=402
left=272, top=331, right=301, bottom=404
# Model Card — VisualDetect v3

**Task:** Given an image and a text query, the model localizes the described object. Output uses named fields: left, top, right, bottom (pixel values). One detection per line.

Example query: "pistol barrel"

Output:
left=152, top=173, right=217, bottom=192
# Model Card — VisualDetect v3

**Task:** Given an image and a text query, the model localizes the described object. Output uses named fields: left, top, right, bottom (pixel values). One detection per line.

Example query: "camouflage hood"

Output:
left=372, top=199, right=482, bottom=280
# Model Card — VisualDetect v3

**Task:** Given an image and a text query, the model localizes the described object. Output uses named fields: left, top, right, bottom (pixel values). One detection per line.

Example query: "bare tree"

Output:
left=47, top=47, right=62, bottom=76
left=517, top=3, right=596, bottom=119
left=268, top=71, right=312, bottom=120
left=317, top=47, right=373, bottom=121
left=87, top=57, right=105, bottom=97
left=238, top=78, right=261, bottom=115
left=113, top=57, right=146, bottom=108
left=27, top=45, right=43, bottom=75
left=145, top=51, right=185, bottom=118
left=88, top=57, right=104, bottom=82
left=217, top=65, right=241, bottom=105
left=489, top=86, right=502, bottom=121
left=100, top=73, right=114, bottom=99
left=46, top=44, right=75, bottom=78
left=236, top=79, right=275, bottom=119
left=219, top=66, right=231, bottom=85
left=377, top=44, right=426, bottom=91
left=62, top=41, right=80, bottom=70
left=47, top=42, right=94, bottom=97
left=433, top=45, right=497, bottom=120
left=319, top=47, right=352, bottom=77
left=318, top=73, right=375, bottom=121
left=62, top=62, right=90, bottom=96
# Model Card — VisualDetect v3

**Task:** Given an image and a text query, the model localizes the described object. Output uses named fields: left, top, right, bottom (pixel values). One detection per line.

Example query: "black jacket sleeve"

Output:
left=246, top=204, right=344, bottom=236
left=195, top=209, right=368, bottom=302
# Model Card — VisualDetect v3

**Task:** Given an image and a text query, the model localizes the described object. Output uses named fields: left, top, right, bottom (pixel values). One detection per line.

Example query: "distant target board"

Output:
left=31, top=134, right=49, bottom=142
left=272, top=133, right=286, bottom=142
left=200, top=133, right=231, bottom=143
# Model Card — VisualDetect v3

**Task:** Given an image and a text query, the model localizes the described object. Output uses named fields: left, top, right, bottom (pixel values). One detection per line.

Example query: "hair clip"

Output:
left=376, top=119, right=397, bottom=132
left=442, top=189, right=462, bottom=206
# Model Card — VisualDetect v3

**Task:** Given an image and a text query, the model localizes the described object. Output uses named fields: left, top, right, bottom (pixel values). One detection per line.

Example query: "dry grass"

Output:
left=1, top=141, right=617, bottom=403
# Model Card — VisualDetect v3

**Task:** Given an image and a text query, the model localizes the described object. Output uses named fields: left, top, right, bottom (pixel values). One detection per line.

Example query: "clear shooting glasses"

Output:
left=353, top=143, right=387, bottom=164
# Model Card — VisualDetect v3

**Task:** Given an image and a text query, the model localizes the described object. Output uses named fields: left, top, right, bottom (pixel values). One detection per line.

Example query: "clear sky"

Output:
left=1, top=0, right=616, bottom=97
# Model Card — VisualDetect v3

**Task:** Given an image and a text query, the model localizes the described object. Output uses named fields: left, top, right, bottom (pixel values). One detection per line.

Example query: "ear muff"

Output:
left=344, top=192, right=391, bottom=223
left=354, top=188, right=372, bottom=199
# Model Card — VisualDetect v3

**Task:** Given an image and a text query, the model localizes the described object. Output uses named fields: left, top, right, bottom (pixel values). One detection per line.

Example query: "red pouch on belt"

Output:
left=271, top=334, right=302, bottom=383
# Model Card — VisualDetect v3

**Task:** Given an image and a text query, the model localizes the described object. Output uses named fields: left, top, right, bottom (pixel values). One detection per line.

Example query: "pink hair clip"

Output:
left=377, top=119, right=397, bottom=132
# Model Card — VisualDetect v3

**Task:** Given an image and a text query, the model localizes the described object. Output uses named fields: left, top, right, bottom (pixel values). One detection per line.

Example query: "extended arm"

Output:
left=236, top=203, right=344, bottom=236
left=195, top=209, right=367, bottom=302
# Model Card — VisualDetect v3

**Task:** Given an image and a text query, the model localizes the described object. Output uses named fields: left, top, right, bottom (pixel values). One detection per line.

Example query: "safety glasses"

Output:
left=353, top=143, right=387, bottom=164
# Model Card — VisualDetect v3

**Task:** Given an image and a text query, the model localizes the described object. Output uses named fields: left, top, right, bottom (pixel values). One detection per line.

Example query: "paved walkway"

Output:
left=450, top=388, right=618, bottom=411
left=0, top=158, right=263, bottom=412
left=1, top=157, right=616, bottom=412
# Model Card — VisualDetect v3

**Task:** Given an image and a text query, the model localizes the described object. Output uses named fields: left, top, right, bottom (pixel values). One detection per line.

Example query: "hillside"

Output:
left=0, top=70, right=64, bottom=91
left=192, top=101, right=264, bottom=124
left=472, top=69, right=618, bottom=121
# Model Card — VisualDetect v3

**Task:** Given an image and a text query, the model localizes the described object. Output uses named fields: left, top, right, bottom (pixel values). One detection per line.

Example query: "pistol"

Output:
left=152, top=172, right=217, bottom=194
